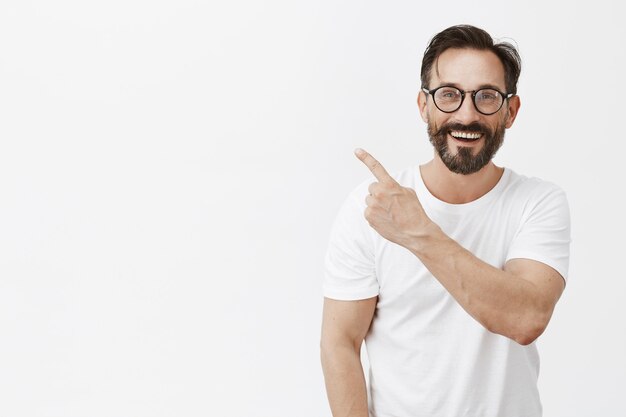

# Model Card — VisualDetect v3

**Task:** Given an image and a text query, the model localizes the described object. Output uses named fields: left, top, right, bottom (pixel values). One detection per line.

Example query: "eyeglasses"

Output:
left=422, top=86, right=513, bottom=115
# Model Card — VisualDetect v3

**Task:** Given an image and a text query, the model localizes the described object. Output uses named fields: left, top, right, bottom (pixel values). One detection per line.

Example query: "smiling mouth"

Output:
left=449, top=130, right=483, bottom=142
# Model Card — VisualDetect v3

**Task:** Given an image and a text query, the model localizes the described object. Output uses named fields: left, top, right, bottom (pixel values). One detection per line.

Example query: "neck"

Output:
left=420, top=154, right=504, bottom=204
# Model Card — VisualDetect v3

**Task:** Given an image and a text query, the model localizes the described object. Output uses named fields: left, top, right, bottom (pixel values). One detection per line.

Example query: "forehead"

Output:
left=430, top=48, right=506, bottom=90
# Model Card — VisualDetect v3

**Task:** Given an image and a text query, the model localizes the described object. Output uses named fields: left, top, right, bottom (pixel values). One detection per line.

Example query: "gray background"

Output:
left=1, top=0, right=624, bottom=415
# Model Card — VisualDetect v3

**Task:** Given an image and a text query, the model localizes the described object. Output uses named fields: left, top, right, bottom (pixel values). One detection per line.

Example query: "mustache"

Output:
left=435, top=122, right=490, bottom=136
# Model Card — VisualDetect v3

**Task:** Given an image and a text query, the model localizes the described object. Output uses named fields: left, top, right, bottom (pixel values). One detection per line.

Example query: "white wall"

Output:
left=0, top=1, right=624, bottom=416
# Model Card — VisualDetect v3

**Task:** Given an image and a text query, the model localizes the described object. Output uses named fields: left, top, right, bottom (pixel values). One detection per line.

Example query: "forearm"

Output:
left=408, top=224, right=553, bottom=344
left=321, top=343, right=369, bottom=417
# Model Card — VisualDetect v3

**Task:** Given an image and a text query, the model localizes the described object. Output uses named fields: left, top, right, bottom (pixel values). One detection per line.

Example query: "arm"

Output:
left=407, top=227, right=564, bottom=345
left=320, top=296, right=377, bottom=417
left=355, top=148, right=565, bottom=345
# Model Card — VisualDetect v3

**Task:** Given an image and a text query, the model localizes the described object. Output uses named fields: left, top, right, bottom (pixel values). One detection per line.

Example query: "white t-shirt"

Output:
left=323, top=166, right=571, bottom=417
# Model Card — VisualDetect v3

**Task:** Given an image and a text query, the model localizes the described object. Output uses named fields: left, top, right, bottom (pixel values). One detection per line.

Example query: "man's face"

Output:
left=418, top=48, right=520, bottom=175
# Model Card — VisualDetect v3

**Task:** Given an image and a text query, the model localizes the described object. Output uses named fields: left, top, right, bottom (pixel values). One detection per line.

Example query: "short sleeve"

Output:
left=506, top=185, right=571, bottom=282
left=323, top=184, right=379, bottom=300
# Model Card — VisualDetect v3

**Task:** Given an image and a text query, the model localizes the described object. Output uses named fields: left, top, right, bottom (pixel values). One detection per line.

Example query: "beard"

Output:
left=427, top=119, right=506, bottom=175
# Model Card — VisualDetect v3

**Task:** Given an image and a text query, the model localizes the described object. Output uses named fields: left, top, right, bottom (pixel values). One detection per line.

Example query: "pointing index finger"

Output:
left=354, top=148, right=395, bottom=183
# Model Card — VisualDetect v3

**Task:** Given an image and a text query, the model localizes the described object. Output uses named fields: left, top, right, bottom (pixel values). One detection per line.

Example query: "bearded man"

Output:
left=321, top=25, right=570, bottom=417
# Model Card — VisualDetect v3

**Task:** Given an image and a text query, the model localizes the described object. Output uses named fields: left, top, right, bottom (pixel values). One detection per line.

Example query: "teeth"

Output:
left=450, top=131, right=482, bottom=139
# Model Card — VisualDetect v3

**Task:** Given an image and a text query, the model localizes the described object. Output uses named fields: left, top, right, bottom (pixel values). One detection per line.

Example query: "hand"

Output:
left=355, top=148, right=434, bottom=248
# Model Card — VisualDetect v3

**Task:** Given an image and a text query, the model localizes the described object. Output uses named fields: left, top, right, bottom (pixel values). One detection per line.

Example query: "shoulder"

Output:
left=500, top=169, right=570, bottom=231
left=501, top=168, right=568, bottom=207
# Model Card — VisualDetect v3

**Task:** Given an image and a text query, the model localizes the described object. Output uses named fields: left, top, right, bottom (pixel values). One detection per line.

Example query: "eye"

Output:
left=476, top=89, right=500, bottom=101
left=437, top=88, right=461, bottom=101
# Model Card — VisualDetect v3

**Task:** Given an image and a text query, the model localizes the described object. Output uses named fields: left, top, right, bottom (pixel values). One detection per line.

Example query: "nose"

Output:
left=453, top=94, right=481, bottom=124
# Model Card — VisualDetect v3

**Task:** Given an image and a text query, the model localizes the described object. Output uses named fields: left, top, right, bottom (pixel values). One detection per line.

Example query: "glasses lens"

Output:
left=474, top=89, right=503, bottom=114
left=433, top=87, right=462, bottom=112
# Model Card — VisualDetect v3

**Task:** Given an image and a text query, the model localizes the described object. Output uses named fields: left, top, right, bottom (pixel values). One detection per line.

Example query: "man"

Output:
left=320, top=25, right=570, bottom=417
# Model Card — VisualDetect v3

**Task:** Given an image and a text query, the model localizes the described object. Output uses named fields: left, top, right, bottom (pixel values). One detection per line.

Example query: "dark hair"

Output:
left=420, top=25, right=522, bottom=95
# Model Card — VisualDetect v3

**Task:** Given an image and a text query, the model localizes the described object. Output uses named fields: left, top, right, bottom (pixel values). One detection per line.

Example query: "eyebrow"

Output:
left=435, top=82, right=506, bottom=92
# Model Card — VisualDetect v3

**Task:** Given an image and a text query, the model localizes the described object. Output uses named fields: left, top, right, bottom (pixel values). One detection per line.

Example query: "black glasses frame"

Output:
left=422, top=86, right=514, bottom=116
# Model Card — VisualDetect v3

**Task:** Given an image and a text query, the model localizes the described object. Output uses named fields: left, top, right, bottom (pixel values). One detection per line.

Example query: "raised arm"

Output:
left=320, top=296, right=377, bottom=417
left=354, top=148, right=566, bottom=345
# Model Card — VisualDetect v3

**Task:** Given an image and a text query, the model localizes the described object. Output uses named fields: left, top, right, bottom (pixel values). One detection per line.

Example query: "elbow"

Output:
left=513, top=329, right=542, bottom=346
left=320, top=336, right=331, bottom=361
left=320, top=335, right=362, bottom=371
left=511, top=313, right=551, bottom=346
left=320, top=338, right=356, bottom=379
left=320, top=337, right=334, bottom=362
left=320, top=340, right=329, bottom=368
left=320, top=338, right=335, bottom=372
left=483, top=310, right=551, bottom=346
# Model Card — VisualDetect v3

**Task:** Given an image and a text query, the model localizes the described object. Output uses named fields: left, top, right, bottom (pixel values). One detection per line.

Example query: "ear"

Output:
left=417, top=90, right=429, bottom=123
left=504, top=95, right=521, bottom=128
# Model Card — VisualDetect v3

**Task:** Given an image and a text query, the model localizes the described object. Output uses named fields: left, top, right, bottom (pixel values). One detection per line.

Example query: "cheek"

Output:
left=421, top=99, right=439, bottom=123
left=494, top=111, right=508, bottom=130
left=428, top=111, right=449, bottom=132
